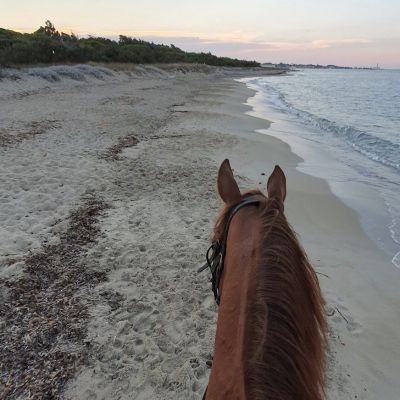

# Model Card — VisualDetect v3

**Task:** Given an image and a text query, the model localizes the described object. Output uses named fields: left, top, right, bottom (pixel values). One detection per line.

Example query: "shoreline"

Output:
left=1, top=67, right=399, bottom=399
left=239, top=76, right=400, bottom=270
left=240, top=74, right=400, bottom=271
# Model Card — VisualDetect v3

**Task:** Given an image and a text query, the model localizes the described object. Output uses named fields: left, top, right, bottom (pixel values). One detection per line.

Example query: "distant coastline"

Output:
left=261, top=62, right=383, bottom=70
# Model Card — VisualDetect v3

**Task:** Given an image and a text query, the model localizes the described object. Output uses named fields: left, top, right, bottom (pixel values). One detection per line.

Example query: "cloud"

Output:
left=125, top=33, right=373, bottom=56
left=96, top=29, right=372, bottom=52
left=68, top=29, right=258, bottom=43
left=102, top=32, right=383, bottom=65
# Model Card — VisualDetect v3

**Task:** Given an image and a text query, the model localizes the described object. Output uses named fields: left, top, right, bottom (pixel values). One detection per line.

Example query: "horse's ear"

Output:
left=267, top=165, right=286, bottom=203
left=217, top=159, right=241, bottom=204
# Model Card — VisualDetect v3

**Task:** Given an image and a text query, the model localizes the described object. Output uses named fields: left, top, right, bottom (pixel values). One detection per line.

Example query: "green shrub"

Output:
left=0, top=21, right=260, bottom=67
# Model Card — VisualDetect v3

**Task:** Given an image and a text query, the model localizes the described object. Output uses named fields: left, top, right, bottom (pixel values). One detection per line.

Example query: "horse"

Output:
left=199, top=159, right=327, bottom=400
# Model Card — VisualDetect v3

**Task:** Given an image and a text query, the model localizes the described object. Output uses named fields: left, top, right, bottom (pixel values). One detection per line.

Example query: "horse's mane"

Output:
left=213, top=190, right=327, bottom=400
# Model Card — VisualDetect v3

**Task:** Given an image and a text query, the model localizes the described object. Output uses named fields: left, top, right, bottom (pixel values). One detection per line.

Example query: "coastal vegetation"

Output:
left=0, top=21, right=260, bottom=67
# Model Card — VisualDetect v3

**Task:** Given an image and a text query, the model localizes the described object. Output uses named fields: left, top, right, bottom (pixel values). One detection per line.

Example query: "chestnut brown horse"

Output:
left=201, top=159, right=326, bottom=400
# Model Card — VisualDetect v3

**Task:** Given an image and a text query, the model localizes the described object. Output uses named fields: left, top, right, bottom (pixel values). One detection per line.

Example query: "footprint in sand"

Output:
left=327, top=302, right=363, bottom=336
left=118, top=249, right=139, bottom=265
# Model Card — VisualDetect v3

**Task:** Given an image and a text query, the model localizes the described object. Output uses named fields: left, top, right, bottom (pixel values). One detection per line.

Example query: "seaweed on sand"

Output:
left=0, top=195, right=109, bottom=399
left=0, top=120, right=60, bottom=147
left=102, top=135, right=139, bottom=160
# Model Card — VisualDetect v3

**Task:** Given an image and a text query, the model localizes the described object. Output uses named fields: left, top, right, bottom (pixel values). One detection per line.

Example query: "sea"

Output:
left=240, top=69, right=400, bottom=269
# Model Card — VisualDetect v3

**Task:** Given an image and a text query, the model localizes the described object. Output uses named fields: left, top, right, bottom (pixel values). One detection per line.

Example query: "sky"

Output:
left=2, top=0, right=400, bottom=68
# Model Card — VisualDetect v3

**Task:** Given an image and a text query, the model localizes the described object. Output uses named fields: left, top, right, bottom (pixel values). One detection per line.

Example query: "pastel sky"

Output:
left=2, top=0, right=400, bottom=68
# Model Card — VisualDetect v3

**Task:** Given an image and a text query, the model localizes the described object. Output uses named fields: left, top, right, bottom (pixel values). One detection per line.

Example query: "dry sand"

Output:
left=1, top=64, right=399, bottom=399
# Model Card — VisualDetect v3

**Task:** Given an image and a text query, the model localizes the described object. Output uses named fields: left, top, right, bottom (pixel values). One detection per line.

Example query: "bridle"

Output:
left=197, top=195, right=263, bottom=305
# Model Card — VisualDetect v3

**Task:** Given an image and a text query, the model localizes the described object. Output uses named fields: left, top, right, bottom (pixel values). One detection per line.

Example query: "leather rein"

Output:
left=197, top=195, right=263, bottom=305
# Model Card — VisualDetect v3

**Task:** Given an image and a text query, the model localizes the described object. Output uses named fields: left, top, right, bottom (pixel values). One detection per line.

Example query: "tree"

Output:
left=43, top=20, right=59, bottom=39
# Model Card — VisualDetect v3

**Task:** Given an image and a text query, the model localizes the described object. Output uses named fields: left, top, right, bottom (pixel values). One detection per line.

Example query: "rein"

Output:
left=197, top=195, right=262, bottom=305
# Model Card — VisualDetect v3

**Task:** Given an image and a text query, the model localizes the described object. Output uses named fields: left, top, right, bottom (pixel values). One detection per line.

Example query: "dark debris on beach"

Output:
left=102, top=134, right=139, bottom=160
left=0, top=195, right=109, bottom=399
left=0, top=120, right=61, bottom=147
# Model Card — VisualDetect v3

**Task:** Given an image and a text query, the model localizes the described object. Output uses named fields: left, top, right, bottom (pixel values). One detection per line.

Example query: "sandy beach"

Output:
left=1, top=64, right=400, bottom=400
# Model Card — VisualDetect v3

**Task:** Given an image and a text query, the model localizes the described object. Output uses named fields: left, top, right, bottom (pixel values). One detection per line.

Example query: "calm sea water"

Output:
left=241, top=69, right=400, bottom=269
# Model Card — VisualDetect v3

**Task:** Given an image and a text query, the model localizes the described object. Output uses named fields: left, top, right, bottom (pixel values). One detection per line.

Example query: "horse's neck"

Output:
left=206, top=208, right=260, bottom=400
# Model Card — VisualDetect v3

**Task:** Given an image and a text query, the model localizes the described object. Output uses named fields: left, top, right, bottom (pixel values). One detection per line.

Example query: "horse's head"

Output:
left=201, top=159, right=288, bottom=304
left=203, top=159, right=326, bottom=400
